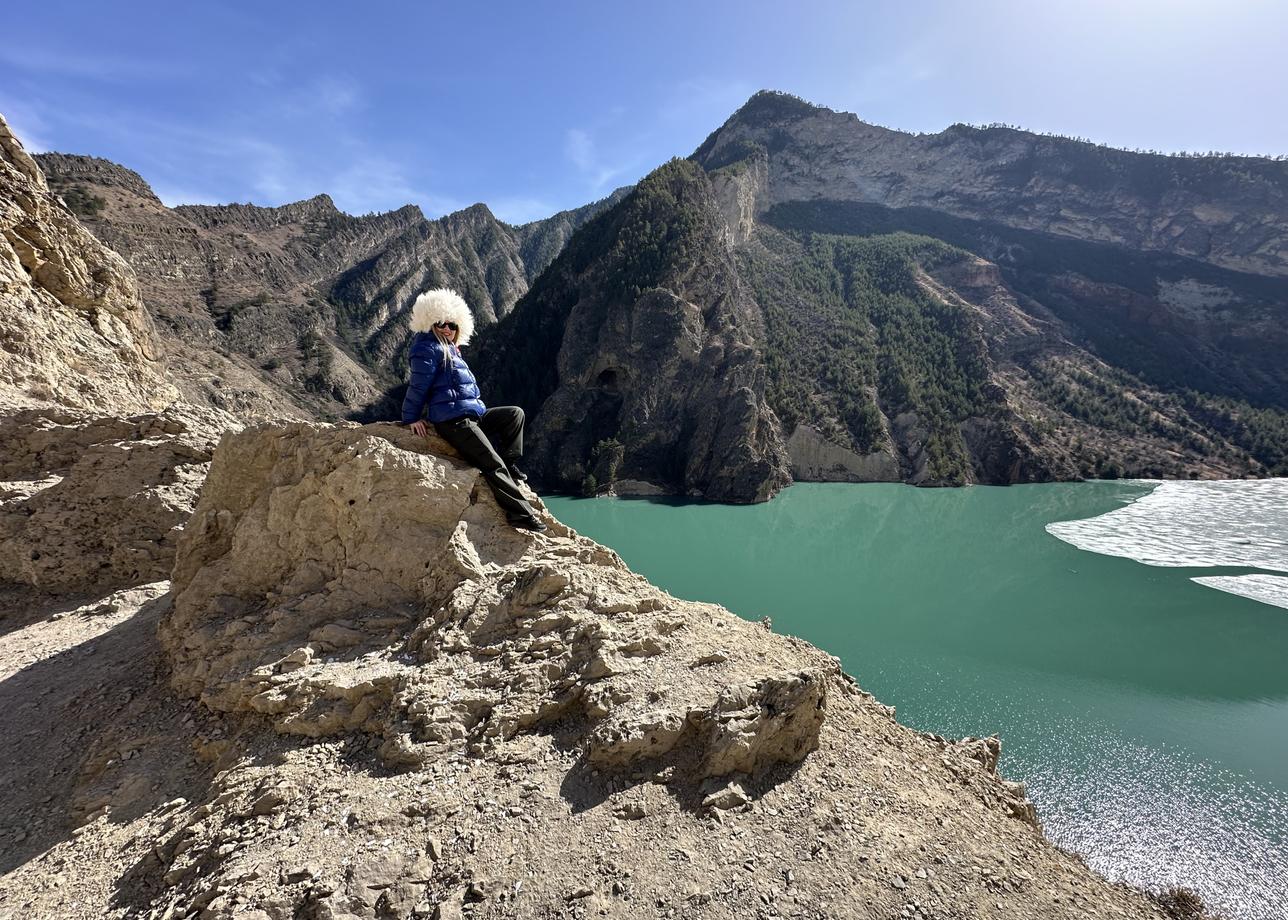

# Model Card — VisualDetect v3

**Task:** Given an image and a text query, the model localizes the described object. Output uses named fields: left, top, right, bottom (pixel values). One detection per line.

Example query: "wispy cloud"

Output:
left=327, top=153, right=465, bottom=217
left=658, top=76, right=757, bottom=126
left=273, top=75, right=365, bottom=119
left=563, top=126, right=639, bottom=193
left=565, top=128, right=595, bottom=172
left=14, top=90, right=458, bottom=216
left=150, top=182, right=225, bottom=207
left=0, top=45, right=182, bottom=82
left=849, top=42, right=941, bottom=107
left=489, top=195, right=558, bottom=224
left=314, top=76, right=362, bottom=117
left=0, top=94, right=55, bottom=152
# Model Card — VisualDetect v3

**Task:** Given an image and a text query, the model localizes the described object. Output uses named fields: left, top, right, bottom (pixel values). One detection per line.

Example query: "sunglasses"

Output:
left=433, top=321, right=459, bottom=331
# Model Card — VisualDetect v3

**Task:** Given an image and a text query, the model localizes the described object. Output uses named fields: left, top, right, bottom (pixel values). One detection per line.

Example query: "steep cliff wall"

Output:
left=0, top=116, right=176, bottom=415
left=474, top=160, right=791, bottom=502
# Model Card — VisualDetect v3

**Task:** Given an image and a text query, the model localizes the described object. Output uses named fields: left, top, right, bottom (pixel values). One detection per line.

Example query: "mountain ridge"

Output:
left=470, top=92, right=1288, bottom=498
left=693, top=90, right=1288, bottom=279
left=33, top=149, right=631, bottom=423
left=22, top=92, right=1288, bottom=501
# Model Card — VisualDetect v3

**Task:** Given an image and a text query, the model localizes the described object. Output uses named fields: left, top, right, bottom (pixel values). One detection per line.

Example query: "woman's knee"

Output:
left=495, top=406, right=524, bottom=430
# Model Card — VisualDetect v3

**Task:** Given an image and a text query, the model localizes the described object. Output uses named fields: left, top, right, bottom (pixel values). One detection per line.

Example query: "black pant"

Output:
left=434, top=407, right=537, bottom=522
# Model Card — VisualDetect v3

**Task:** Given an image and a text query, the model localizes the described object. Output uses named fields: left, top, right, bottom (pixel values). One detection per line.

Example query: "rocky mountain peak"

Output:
left=174, top=191, right=342, bottom=229
left=32, top=151, right=163, bottom=205
left=729, top=89, right=830, bottom=126
left=439, top=200, right=499, bottom=232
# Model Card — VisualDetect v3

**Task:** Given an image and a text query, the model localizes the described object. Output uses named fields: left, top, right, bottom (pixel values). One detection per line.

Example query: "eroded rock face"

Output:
left=33, top=150, right=630, bottom=421
left=786, top=423, right=901, bottom=483
left=693, top=91, right=1288, bottom=278
left=0, top=115, right=176, bottom=414
left=162, top=423, right=829, bottom=779
left=0, top=407, right=226, bottom=591
left=475, top=160, right=793, bottom=503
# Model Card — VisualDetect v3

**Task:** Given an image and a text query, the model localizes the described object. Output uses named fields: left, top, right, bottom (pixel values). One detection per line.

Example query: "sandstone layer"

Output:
left=0, top=115, right=176, bottom=415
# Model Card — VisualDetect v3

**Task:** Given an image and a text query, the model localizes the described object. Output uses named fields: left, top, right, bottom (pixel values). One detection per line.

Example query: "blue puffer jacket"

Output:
left=401, top=333, right=487, bottom=423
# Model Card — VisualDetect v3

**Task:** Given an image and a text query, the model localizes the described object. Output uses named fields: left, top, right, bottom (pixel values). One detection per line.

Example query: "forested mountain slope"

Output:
left=472, top=93, right=1288, bottom=500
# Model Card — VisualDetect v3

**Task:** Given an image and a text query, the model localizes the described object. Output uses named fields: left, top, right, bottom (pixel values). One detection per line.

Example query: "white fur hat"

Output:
left=409, top=288, right=476, bottom=346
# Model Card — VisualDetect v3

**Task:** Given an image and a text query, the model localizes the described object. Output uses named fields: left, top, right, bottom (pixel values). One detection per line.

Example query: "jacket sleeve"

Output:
left=400, top=341, right=440, bottom=423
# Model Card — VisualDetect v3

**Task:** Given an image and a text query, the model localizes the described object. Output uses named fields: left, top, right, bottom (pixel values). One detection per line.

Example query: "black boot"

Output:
left=508, top=513, right=547, bottom=533
left=507, top=461, right=529, bottom=483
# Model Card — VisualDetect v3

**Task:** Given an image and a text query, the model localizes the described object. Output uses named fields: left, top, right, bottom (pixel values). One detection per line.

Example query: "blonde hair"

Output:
left=431, top=327, right=456, bottom=369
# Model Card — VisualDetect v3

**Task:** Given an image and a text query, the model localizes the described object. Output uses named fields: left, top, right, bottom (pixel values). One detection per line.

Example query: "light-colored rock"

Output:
left=0, top=114, right=176, bottom=415
left=0, top=406, right=228, bottom=590
left=785, top=423, right=901, bottom=483
left=700, top=780, right=750, bottom=811
left=161, top=422, right=833, bottom=782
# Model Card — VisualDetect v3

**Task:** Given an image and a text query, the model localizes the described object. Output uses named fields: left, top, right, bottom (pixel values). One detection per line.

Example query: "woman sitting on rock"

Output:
left=401, top=288, right=547, bottom=532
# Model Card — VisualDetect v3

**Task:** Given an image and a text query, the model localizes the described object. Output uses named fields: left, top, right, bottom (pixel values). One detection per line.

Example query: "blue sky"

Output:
left=3, top=0, right=1286, bottom=223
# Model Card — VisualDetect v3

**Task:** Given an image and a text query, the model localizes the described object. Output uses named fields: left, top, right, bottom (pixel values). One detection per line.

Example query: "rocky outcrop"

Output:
left=0, top=407, right=227, bottom=591
left=0, top=115, right=176, bottom=415
left=706, top=145, right=768, bottom=246
left=162, top=422, right=821, bottom=775
left=13, top=421, right=1176, bottom=920
left=0, top=419, right=1198, bottom=919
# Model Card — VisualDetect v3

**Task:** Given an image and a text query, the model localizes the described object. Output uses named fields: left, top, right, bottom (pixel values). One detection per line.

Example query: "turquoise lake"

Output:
left=544, top=481, right=1288, bottom=920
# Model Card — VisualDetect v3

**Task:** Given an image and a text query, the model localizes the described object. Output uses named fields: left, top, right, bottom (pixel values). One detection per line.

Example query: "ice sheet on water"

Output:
left=1191, top=574, right=1288, bottom=610
left=1047, top=479, right=1288, bottom=610
left=1046, top=479, right=1288, bottom=571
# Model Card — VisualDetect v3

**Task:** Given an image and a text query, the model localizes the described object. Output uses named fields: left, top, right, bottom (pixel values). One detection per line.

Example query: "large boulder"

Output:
left=161, top=422, right=831, bottom=779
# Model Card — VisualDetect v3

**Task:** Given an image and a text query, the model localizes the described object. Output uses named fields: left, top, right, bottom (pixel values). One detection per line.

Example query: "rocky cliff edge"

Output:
left=13, top=421, right=1166, bottom=920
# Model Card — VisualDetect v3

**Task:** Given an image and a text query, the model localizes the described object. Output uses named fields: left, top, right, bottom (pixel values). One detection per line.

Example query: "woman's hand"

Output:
left=409, top=420, right=429, bottom=438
